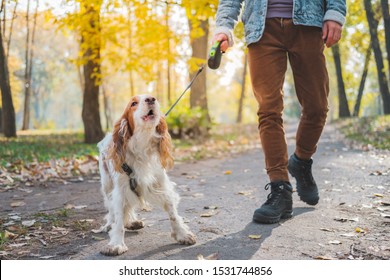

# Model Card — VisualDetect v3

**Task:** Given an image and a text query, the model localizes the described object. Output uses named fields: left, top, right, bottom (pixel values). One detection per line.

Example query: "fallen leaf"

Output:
left=334, top=217, right=348, bottom=222
left=377, top=207, right=386, bottom=212
left=92, top=236, right=105, bottom=241
left=355, top=227, right=365, bottom=233
left=320, top=228, right=334, bottom=232
left=373, top=193, right=384, bottom=198
left=64, top=203, right=75, bottom=209
left=10, top=201, right=26, bottom=207
left=199, top=227, right=221, bottom=234
left=224, top=170, right=232, bottom=175
left=39, top=255, right=55, bottom=259
left=340, top=233, right=356, bottom=237
left=9, top=243, right=28, bottom=248
left=203, top=206, right=218, bottom=210
left=79, top=219, right=94, bottom=223
left=38, top=239, right=47, bottom=246
left=381, top=213, right=390, bottom=219
left=237, top=191, right=252, bottom=196
left=22, top=220, right=36, bottom=227
left=314, top=256, right=336, bottom=260
left=4, top=230, right=18, bottom=239
left=329, top=240, right=342, bottom=245
left=380, top=201, right=390, bottom=206
left=200, top=211, right=219, bottom=218
left=248, top=235, right=262, bottom=240
left=197, top=253, right=219, bottom=260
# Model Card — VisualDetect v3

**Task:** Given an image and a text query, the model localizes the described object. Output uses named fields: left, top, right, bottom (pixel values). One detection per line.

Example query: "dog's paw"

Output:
left=100, top=244, right=128, bottom=256
left=173, top=231, right=197, bottom=245
left=125, top=220, right=145, bottom=231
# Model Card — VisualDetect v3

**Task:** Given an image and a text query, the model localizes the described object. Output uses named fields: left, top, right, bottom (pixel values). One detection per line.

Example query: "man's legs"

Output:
left=248, top=18, right=289, bottom=182
left=287, top=24, right=329, bottom=205
left=248, top=18, right=293, bottom=224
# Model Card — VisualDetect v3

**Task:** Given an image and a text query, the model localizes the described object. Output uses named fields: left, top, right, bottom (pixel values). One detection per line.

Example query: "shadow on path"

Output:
left=137, top=207, right=314, bottom=260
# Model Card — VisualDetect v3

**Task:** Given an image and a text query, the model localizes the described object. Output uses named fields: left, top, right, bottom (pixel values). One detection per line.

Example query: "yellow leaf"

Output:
left=200, top=210, right=219, bottom=218
left=249, top=235, right=262, bottom=240
left=373, top=193, right=384, bottom=198
left=224, top=170, right=232, bottom=175
left=355, top=227, right=365, bottom=233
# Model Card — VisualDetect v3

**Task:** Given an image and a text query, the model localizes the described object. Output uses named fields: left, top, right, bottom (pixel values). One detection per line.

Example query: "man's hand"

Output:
left=322, top=21, right=343, bottom=48
left=213, top=33, right=229, bottom=52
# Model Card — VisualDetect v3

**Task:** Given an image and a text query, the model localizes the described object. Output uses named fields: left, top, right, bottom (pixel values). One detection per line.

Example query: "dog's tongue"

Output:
left=142, top=110, right=154, bottom=121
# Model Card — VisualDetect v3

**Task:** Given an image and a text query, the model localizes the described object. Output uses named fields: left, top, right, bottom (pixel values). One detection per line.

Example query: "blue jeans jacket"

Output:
left=215, top=0, right=346, bottom=46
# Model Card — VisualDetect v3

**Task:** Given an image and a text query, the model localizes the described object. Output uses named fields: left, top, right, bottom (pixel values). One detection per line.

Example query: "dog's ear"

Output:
left=156, top=116, right=174, bottom=170
left=110, top=117, right=133, bottom=172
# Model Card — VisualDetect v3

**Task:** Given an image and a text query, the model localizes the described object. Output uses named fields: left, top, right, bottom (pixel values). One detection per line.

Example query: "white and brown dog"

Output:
left=95, top=94, right=196, bottom=256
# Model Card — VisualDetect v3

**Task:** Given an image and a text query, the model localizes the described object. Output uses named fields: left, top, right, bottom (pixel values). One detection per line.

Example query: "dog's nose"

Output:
left=145, top=97, right=156, bottom=105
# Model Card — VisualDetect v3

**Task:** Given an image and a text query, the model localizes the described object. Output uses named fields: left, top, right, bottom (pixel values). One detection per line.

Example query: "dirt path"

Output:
left=1, top=123, right=389, bottom=260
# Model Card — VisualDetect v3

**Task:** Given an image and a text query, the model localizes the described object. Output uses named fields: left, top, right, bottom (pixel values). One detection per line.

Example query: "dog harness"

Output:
left=121, top=163, right=140, bottom=197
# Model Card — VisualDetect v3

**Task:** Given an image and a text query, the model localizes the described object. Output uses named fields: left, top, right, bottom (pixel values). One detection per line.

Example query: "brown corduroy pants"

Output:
left=247, top=18, right=329, bottom=182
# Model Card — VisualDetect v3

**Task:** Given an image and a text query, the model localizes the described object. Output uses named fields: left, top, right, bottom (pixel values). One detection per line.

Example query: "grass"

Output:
left=0, top=130, right=98, bottom=167
left=335, top=115, right=390, bottom=150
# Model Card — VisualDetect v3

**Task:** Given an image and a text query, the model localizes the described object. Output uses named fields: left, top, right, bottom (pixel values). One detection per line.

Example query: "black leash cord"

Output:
left=165, top=65, right=204, bottom=117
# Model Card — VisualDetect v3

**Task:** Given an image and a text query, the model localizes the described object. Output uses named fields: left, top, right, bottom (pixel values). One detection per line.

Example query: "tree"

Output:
left=79, top=0, right=104, bottom=143
left=0, top=3, right=16, bottom=137
left=364, top=0, right=390, bottom=114
left=188, top=19, right=209, bottom=119
left=332, top=44, right=351, bottom=117
left=380, top=0, right=390, bottom=79
left=353, top=43, right=372, bottom=117
left=183, top=1, right=218, bottom=121
left=22, top=0, right=38, bottom=130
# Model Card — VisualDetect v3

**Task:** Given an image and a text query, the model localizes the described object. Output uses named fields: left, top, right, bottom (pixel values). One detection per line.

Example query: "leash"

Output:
left=165, top=65, right=204, bottom=117
left=165, top=41, right=223, bottom=117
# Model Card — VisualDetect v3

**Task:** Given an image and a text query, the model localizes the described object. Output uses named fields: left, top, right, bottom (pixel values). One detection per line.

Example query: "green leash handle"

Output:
left=208, top=41, right=223, bottom=70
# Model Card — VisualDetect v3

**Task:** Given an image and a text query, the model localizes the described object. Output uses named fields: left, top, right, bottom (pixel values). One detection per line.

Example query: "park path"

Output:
left=1, top=122, right=389, bottom=260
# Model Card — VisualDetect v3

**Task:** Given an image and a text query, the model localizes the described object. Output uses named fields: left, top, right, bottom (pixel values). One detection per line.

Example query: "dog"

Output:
left=95, top=94, right=196, bottom=256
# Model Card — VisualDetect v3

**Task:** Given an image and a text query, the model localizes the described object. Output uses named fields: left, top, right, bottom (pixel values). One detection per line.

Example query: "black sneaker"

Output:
left=253, top=181, right=293, bottom=224
left=288, top=154, right=319, bottom=205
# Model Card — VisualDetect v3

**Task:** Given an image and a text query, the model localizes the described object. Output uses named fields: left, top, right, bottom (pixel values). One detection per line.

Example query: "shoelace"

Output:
left=264, top=183, right=283, bottom=206
left=300, top=165, right=315, bottom=187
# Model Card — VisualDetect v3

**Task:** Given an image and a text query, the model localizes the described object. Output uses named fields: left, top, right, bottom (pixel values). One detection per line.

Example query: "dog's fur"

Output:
left=95, top=94, right=196, bottom=256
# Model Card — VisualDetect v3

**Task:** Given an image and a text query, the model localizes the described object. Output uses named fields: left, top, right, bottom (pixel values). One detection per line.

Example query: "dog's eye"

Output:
left=131, top=101, right=138, bottom=107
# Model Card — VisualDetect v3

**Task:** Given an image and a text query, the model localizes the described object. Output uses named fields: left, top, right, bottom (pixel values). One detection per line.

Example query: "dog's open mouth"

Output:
left=142, top=109, right=155, bottom=121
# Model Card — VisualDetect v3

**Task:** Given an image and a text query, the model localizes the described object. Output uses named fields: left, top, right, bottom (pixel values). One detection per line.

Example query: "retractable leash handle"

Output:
left=208, top=41, right=223, bottom=70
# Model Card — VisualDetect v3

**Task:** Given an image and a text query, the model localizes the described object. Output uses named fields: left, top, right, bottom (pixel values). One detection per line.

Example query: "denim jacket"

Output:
left=215, top=0, right=346, bottom=46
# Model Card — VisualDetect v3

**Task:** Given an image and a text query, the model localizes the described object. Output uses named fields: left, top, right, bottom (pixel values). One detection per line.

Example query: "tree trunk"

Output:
left=365, top=0, right=390, bottom=114
left=237, top=52, right=248, bottom=123
left=331, top=44, right=350, bottom=118
left=101, top=82, right=112, bottom=131
left=188, top=19, right=210, bottom=120
left=353, top=43, right=372, bottom=117
left=22, top=0, right=31, bottom=130
left=81, top=2, right=104, bottom=143
left=381, top=0, right=390, bottom=79
left=0, top=19, right=17, bottom=137
left=7, top=1, right=18, bottom=58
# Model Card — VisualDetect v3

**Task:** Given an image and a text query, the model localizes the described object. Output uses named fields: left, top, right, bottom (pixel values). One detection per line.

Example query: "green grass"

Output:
left=0, top=131, right=98, bottom=167
left=335, top=115, right=390, bottom=150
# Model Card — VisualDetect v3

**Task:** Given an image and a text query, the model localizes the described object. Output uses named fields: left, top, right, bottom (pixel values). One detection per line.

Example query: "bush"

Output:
left=165, top=106, right=211, bottom=139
